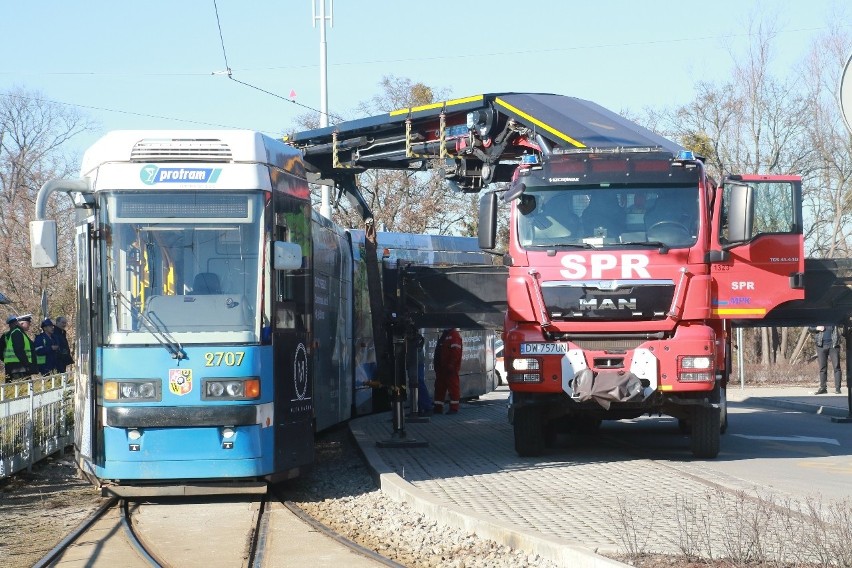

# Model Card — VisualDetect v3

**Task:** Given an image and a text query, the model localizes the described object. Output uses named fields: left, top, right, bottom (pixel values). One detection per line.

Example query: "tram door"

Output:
left=272, top=199, right=314, bottom=470
left=73, top=221, right=99, bottom=471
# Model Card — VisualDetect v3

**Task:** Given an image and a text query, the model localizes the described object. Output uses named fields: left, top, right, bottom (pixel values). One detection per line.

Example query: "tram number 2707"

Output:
left=204, top=352, right=246, bottom=367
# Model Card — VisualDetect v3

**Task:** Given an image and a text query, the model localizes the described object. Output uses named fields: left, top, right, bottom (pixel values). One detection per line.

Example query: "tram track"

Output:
left=34, top=487, right=403, bottom=567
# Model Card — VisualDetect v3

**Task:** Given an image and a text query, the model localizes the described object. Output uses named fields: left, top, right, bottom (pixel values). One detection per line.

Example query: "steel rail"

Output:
left=273, top=491, right=407, bottom=568
left=32, top=497, right=118, bottom=568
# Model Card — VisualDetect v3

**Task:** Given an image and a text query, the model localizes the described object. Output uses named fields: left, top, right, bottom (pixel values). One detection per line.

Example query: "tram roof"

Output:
left=80, top=130, right=301, bottom=177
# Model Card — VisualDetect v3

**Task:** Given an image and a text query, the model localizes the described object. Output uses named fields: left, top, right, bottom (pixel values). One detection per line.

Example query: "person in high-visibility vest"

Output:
left=34, top=318, right=61, bottom=375
left=3, top=314, right=38, bottom=381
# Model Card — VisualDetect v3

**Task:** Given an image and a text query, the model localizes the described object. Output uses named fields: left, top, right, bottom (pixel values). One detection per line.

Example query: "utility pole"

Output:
left=312, top=0, right=333, bottom=219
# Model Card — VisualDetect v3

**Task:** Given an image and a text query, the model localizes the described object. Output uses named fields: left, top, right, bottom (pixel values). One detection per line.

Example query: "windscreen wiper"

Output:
left=109, top=285, right=187, bottom=360
left=620, top=241, right=670, bottom=253
left=135, top=307, right=187, bottom=361
left=526, top=242, right=595, bottom=250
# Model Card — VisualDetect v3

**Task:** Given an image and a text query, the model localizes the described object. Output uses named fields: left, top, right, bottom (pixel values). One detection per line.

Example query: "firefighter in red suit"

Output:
left=433, top=328, right=463, bottom=414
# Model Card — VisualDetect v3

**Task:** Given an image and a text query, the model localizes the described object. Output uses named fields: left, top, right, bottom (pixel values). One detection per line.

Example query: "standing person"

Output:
left=54, top=316, right=74, bottom=371
left=808, top=324, right=842, bottom=394
left=1, top=315, right=16, bottom=382
left=432, top=328, right=463, bottom=415
left=3, top=314, right=38, bottom=381
left=34, top=319, right=61, bottom=375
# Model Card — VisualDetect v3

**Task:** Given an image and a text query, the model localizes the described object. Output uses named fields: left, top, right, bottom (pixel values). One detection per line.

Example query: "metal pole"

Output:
left=312, top=0, right=333, bottom=219
left=737, top=327, right=745, bottom=388
left=406, top=329, right=429, bottom=423
left=27, top=382, right=34, bottom=472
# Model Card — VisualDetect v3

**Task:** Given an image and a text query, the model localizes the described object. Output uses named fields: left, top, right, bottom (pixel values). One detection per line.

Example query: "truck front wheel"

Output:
left=514, top=407, right=545, bottom=457
left=690, top=406, right=721, bottom=458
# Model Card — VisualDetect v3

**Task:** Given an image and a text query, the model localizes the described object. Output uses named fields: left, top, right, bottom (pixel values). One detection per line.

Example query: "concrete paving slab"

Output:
left=350, top=385, right=852, bottom=567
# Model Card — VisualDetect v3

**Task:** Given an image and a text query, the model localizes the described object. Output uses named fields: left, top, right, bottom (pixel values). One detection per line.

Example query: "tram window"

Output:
left=274, top=222, right=308, bottom=331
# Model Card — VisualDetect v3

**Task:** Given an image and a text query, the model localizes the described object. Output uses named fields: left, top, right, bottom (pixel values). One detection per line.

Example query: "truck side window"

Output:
left=720, top=181, right=796, bottom=243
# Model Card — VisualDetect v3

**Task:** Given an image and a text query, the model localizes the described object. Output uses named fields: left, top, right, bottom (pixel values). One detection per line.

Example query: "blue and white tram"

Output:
left=32, top=131, right=338, bottom=494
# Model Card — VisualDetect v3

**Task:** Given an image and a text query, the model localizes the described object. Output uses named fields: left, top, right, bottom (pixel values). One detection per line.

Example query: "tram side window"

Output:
left=275, top=218, right=308, bottom=331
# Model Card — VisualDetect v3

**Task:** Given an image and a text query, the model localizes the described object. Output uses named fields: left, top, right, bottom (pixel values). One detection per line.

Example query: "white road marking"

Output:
left=733, top=434, right=840, bottom=446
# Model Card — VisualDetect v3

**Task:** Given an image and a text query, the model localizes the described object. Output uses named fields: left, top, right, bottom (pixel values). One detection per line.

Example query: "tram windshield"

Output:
left=99, top=192, right=264, bottom=345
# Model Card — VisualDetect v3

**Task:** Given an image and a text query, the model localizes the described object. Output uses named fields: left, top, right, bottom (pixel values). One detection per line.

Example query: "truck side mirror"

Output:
left=502, top=179, right=526, bottom=202
left=725, top=182, right=754, bottom=243
left=30, top=220, right=58, bottom=268
left=273, top=241, right=303, bottom=270
left=478, top=192, right=498, bottom=250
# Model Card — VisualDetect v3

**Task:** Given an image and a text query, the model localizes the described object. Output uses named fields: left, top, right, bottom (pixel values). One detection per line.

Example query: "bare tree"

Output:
left=798, top=19, right=852, bottom=259
left=0, top=87, right=96, bottom=320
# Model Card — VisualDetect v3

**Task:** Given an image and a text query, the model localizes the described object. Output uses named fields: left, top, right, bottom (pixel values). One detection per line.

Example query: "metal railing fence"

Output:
left=0, top=373, right=74, bottom=479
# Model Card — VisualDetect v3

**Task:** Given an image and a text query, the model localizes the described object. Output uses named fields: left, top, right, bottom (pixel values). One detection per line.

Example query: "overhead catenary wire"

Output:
left=0, top=92, right=256, bottom=131
left=211, top=0, right=342, bottom=123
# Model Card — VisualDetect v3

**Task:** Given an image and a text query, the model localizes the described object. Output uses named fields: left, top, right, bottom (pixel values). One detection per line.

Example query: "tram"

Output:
left=29, top=130, right=497, bottom=495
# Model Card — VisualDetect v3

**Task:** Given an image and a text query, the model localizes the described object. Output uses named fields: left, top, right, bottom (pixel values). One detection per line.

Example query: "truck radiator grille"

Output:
left=130, top=138, right=233, bottom=162
left=570, top=337, right=646, bottom=352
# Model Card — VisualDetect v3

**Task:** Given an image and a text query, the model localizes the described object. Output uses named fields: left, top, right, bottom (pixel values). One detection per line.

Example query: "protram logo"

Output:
left=140, top=164, right=222, bottom=185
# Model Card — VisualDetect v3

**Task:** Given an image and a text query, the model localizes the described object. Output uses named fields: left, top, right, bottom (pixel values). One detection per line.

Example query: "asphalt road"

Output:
left=589, top=401, right=852, bottom=501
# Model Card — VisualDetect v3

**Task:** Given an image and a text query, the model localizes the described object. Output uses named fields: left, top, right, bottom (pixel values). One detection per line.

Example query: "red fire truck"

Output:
left=290, top=93, right=805, bottom=459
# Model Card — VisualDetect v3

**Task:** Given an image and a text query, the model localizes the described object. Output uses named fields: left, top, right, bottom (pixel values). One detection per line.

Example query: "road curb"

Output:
left=350, top=417, right=629, bottom=568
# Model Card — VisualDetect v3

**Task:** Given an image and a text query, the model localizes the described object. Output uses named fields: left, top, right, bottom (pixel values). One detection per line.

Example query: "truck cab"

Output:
left=481, top=150, right=803, bottom=458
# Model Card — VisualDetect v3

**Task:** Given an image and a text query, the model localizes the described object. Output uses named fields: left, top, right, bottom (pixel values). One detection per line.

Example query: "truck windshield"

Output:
left=99, top=191, right=263, bottom=345
left=516, top=185, right=699, bottom=249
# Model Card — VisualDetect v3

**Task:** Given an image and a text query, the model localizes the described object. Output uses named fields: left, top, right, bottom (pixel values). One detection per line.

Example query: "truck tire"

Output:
left=720, top=387, right=728, bottom=435
left=690, top=406, right=720, bottom=459
left=514, top=408, right=545, bottom=457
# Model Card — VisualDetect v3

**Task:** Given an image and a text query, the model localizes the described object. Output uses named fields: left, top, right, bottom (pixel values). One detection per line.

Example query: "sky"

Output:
left=1, top=1, right=850, bottom=161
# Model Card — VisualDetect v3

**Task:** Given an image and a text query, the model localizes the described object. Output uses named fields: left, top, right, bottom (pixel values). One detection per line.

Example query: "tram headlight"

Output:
left=138, top=382, right=156, bottom=398
left=208, top=382, right=225, bottom=397
left=202, top=378, right=261, bottom=401
left=120, top=383, right=139, bottom=398
left=104, top=380, right=161, bottom=401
